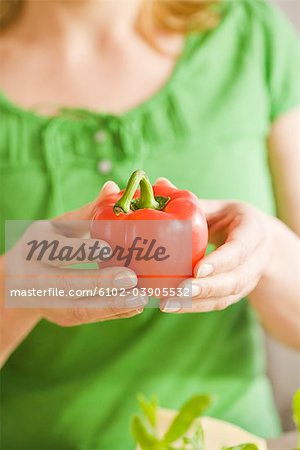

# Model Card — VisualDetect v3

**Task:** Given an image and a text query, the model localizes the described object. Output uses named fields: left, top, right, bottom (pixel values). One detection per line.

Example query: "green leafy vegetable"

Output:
left=163, top=395, right=212, bottom=444
left=131, top=393, right=259, bottom=450
left=293, top=388, right=300, bottom=449
left=138, top=394, right=158, bottom=429
left=182, top=423, right=205, bottom=450
left=131, top=394, right=211, bottom=450
left=222, top=444, right=259, bottom=450
left=131, top=415, right=160, bottom=450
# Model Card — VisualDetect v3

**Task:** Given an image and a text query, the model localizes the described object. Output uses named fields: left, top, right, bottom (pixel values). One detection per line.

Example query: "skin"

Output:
left=0, top=0, right=299, bottom=367
left=159, top=178, right=300, bottom=350
left=0, top=182, right=148, bottom=367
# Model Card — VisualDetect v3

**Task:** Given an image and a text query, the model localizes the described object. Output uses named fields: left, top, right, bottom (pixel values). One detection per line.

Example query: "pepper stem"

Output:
left=113, top=170, right=169, bottom=215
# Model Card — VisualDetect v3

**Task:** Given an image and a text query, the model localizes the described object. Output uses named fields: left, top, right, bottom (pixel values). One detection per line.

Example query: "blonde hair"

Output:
left=0, top=0, right=218, bottom=35
left=0, top=0, right=23, bottom=29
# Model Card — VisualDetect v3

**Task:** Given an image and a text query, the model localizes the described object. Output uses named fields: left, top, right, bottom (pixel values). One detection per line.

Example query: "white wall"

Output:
left=267, top=0, right=300, bottom=432
left=272, top=0, right=300, bottom=30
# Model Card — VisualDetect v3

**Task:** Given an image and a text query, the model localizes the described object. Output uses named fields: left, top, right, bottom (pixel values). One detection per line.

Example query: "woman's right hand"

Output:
left=3, top=181, right=147, bottom=329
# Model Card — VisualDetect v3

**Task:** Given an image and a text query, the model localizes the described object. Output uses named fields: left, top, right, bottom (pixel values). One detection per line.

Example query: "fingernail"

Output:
left=161, top=299, right=182, bottom=312
left=125, top=295, right=147, bottom=308
left=192, top=284, right=201, bottom=297
left=102, top=181, right=112, bottom=189
left=114, top=271, right=137, bottom=288
left=98, top=242, right=112, bottom=256
left=179, top=282, right=201, bottom=297
left=196, top=263, right=214, bottom=278
left=102, top=180, right=119, bottom=190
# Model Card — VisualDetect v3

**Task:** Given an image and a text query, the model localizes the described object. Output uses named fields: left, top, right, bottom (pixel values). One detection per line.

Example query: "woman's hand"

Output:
left=6, top=181, right=148, bottom=325
left=1, top=181, right=147, bottom=366
left=158, top=177, right=300, bottom=348
left=159, top=180, right=273, bottom=313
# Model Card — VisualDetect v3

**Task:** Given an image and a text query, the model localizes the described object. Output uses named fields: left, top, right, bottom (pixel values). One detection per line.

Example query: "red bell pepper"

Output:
left=91, top=170, right=207, bottom=292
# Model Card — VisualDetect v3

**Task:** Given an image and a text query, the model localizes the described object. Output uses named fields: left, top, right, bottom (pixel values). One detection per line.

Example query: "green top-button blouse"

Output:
left=1, top=1, right=300, bottom=448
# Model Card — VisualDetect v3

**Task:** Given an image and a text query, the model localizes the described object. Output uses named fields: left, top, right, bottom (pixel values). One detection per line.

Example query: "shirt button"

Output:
left=94, top=130, right=107, bottom=144
left=97, top=159, right=112, bottom=174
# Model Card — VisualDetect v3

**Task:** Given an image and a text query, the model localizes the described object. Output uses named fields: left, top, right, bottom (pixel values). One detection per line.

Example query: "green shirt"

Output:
left=1, top=1, right=300, bottom=448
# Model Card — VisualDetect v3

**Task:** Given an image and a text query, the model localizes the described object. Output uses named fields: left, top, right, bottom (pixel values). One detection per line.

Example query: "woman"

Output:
left=0, top=0, right=299, bottom=448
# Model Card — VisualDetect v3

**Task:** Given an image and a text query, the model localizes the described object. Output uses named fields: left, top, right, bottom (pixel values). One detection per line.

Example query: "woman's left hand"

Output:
left=159, top=179, right=274, bottom=313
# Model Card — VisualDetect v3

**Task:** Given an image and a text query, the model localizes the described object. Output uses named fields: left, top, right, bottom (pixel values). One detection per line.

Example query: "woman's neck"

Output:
left=6, top=0, right=141, bottom=46
left=0, top=0, right=184, bottom=115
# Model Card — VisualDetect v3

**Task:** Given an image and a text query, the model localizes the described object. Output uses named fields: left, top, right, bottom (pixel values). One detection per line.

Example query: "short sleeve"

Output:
left=261, top=1, right=300, bottom=120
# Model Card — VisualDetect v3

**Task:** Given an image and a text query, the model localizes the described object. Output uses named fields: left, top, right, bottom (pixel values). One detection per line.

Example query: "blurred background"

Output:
left=268, top=1, right=300, bottom=431
left=272, top=0, right=300, bottom=31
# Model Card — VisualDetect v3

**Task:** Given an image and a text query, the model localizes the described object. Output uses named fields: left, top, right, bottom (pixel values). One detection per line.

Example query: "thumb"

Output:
left=197, top=199, right=226, bottom=217
left=97, top=180, right=120, bottom=202
left=155, top=177, right=177, bottom=189
left=55, top=202, right=96, bottom=222
left=60, top=181, right=121, bottom=220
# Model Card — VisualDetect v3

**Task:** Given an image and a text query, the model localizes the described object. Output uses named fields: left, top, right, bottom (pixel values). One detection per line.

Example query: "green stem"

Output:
left=113, top=170, right=160, bottom=215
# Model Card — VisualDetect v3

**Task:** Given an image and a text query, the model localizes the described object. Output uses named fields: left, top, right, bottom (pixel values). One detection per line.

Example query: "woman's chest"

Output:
left=0, top=43, right=275, bottom=220
left=0, top=107, right=275, bottom=226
